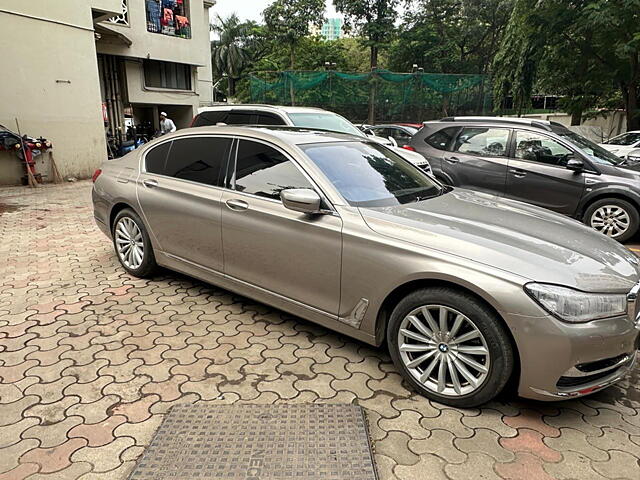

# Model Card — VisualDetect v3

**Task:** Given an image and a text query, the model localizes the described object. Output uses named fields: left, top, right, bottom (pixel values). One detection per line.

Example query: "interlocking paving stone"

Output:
left=0, top=180, right=638, bottom=480
left=128, top=403, right=377, bottom=480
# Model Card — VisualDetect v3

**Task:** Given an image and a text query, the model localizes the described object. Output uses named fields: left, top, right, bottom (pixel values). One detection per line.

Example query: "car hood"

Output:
left=360, top=189, right=640, bottom=292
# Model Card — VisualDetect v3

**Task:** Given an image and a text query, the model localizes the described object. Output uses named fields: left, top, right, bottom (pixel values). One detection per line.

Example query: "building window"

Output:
left=144, top=60, right=192, bottom=90
left=146, top=0, right=191, bottom=38
left=107, top=0, right=129, bottom=26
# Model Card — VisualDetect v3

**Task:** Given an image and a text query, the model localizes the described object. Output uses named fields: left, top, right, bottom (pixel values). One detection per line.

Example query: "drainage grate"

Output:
left=128, top=403, right=378, bottom=480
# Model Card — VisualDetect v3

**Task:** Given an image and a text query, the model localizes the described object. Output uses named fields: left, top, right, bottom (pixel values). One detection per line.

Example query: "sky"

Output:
left=210, top=0, right=341, bottom=23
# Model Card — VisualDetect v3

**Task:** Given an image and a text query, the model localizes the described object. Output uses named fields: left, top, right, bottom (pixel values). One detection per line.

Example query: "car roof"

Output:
left=197, top=104, right=328, bottom=115
left=424, top=116, right=566, bottom=132
left=160, top=125, right=362, bottom=146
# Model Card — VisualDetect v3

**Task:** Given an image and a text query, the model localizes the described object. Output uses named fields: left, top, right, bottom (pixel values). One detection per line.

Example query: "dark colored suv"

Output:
left=410, top=116, right=640, bottom=242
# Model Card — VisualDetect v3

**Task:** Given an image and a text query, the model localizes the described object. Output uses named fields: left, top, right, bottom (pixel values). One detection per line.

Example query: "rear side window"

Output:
left=257, top=113, right=286, bottom=125
left=161, top=137, right=232, bottom=186
left=226, top=111, right=255, bottom=125
left=145, top=142, right=171, bottom=174
left=425, top=127, right=458, bottom=151
left=192, top=111, right=228, bottom=127
left=233, top=140, right=312, bottom=200
left=453, top=127, right=510, bottom=157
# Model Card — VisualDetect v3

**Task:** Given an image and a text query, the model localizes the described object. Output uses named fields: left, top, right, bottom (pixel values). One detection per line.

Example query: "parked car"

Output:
left=365, top=124, right=420, bottom=147
left=410, top=116, right=640, bottom=242
left=192, top=105, right=432, bottom=174
left=599, top=131, right=640, bottom=161
left=92, top=125, right=640, bottom=407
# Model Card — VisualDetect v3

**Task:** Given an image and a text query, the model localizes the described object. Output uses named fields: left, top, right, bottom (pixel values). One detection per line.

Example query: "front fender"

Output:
left=577, top=185, right=640, bottom=218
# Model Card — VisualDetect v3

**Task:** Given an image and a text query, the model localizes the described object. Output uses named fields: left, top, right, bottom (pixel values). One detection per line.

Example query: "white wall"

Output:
left=0, top=1, right=121, bottom=184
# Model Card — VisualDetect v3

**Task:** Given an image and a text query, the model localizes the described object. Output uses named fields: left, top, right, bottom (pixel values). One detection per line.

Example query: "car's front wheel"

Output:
left=387, top=287, right=514, bottom=408
left=112, top=208, right=157, bottom=278
left=584, top=198, right=639, bottom=242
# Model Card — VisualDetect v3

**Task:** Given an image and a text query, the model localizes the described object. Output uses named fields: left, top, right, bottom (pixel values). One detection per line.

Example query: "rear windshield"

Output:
left=192, top=111, right=227, bottom=127
left=287, top=112, right=364, bottom=137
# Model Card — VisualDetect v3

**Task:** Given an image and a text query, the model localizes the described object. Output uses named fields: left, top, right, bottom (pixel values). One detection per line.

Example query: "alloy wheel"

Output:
left=397, top=305, right=490, bottom=397
left=590, top=205, right=630, bottom=238
left=115, top=217, right=144, bottom=270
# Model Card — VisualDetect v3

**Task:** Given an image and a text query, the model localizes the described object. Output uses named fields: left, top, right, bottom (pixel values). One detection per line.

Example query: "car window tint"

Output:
left=192, top=111, right=227, bottom=127
left=454, top=127, right=509, bottom=157
left=515, top=131, right=572, bottom=166
left=425, top=127, right=458, bottom=151
left=234, top=140, right=312, bottom=200
left=163, top=137, right=231, bottom=186
left=145, top=141, right=171, bottom=174
left=257, top=113, right=286, bottom=125
left=226, top=111, right=255, bottom=124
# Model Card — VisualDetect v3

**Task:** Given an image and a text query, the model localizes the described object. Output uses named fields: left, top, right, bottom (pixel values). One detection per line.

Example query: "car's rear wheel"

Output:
left=584, top=198, right=639, bottom=242
left=387, top=287, right=514, bottom=407
left=112, top=208, right=157, bottom=278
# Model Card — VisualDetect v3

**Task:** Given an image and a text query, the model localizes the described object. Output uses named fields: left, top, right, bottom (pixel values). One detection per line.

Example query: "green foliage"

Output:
left=263, top=0, right=326, bottom=68
left=333, top=0, right=400, bottom=67
left=493, top=0, right=640, bottom=129
left=390, top=0, right=513, bottom=74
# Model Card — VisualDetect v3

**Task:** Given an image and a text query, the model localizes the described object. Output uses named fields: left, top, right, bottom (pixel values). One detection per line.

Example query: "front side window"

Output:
left=425, top=127, right=458, bottom=151
left=301, top=141, right=442, bottom=208
left=454, top=127, right=510, bottom=157
left=160, top=137, right=231, bottom=185
left=604, top=132, right=640, bottom=146
left=554, top=128, right=623, bottom=165
left=514, top=131, right=572, bottom=166
left=234, top=140, right=312, bottom=200
left=287, top=112, right=363, bottom=136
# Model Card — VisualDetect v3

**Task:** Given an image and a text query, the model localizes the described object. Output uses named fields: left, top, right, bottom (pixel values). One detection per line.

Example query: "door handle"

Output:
left=510, top=168, right=526, bottom=178
left=226, top=199, right=249, bottom=211
left=445, top=156, right=460, bottom=164
left=142, top=179, right=158, bottom=188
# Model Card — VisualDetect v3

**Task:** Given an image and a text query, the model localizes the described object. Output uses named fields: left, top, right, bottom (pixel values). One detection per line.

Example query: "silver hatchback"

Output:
left=92, top=126, right=640, bottom=407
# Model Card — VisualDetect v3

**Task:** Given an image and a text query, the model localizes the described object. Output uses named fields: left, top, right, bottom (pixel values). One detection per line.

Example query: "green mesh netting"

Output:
left=249, top=69, right=492, bottom=123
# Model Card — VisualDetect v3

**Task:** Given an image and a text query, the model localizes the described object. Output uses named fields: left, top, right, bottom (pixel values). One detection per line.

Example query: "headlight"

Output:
left=524, top=282, right=627, bottom=323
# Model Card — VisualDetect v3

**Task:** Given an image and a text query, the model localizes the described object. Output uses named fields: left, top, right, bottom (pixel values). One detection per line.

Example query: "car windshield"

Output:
left=604, top=132, right=640, bottom=146
left=554, top=129, right=623, bottom=165
left=301, top=141, right=443, bottom=208
left=287, top=112, right=364, bottom=137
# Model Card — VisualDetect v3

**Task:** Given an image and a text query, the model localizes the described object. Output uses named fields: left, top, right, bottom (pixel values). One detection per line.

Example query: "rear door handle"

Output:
left=510, top=168, right=526, bottom=178
left=226, top=199, right=249, bottom=211
left=445, top=156, right=460, bottom=164
left=142, top=179, right=158, bottom=188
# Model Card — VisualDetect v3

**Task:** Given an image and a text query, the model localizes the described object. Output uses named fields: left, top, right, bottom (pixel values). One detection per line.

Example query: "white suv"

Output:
left=192, top=105, right=432, bottom=174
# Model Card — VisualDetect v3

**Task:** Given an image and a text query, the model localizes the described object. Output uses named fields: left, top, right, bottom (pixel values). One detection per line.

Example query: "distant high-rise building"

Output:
left=321, top=18, right=343, bottom=41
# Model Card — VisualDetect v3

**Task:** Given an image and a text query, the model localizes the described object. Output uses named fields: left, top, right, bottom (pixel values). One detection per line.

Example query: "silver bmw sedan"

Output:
left=92, top=126, right=640, bottom=407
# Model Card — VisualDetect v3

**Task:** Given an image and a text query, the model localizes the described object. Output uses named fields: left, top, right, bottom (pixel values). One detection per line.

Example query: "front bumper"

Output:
left=511, top=283, right=640, bottom=401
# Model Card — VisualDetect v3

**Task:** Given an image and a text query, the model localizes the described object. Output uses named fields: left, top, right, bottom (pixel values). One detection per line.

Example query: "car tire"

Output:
left=583, top=198, right=639, bottom=243
left=112, top=208, right=157, bottom=278
left=387, top=287, right=514, bottom=408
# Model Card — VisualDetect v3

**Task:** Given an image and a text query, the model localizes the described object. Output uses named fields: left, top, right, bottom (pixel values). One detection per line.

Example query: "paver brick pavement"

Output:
left=0, top=181, right=639, bottom=479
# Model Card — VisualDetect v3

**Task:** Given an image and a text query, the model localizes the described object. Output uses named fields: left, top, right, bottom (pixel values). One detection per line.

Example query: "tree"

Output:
left=389, top=0, right=513, bottom=75
left=210, top=14, right=263, bottom=97
left=333, top=0, right=399, bottom=70
left=262, top=0, right=326, bottom=69
left=333, top=0, right=399, bottom=123
left=493, top=0, right=640, bottom=130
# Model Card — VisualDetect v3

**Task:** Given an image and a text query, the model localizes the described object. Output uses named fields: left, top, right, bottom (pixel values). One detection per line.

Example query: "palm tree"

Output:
left=210, top=14, right=254, bottom=98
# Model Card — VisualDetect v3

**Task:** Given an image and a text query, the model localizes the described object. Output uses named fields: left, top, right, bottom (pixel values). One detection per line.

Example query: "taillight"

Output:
left=401, top=145, right=417, bottom=152
left=92, top=169, right=102, bottom=183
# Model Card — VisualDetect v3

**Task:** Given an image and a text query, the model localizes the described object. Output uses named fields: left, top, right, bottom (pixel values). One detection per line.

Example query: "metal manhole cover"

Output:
left=128, top=403, right=377, bottom=480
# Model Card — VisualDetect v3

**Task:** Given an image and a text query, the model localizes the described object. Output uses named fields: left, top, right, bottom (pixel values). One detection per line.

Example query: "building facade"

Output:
left=0, top=0, right=214, bottom=185
left=321, top=18, right=343, bottom=41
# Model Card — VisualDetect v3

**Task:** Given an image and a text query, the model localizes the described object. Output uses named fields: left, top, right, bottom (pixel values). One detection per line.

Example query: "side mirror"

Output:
left=281, top=188, right=322, bottom=214
left=566, top=157, right=584, bottom=171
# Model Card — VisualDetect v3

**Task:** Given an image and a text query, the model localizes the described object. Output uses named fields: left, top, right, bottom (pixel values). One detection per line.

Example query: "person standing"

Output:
left=159, top=112, right=176, bottom=135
